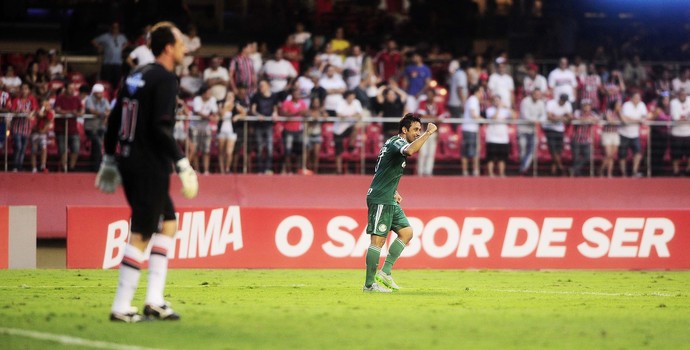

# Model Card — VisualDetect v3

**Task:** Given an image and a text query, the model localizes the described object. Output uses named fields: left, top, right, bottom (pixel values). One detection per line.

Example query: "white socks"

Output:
left=111, top=244, right=145, bottom=314
left=145, top=234, right=174, bottom=307
left=111, top=234, right=174, bottom=313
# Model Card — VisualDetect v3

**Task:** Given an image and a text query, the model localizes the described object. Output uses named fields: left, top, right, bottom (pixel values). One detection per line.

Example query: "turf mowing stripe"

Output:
left=490, top=289, right=675, bottom=297
left=0, top=327, right=165, bottom=350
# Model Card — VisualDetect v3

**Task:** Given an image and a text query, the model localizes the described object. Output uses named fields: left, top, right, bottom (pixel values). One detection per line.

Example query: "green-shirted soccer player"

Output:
left=364, top=113, right=437, bottom=292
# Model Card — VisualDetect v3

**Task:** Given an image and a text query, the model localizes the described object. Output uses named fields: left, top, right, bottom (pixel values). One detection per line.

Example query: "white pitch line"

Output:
left=0, top=327, right=166, bottom=350
left=488, top=289, right=675, bottom=297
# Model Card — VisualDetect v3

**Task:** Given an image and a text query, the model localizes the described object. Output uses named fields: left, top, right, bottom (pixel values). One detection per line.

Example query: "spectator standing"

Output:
left=462, top=85, right=484, bottom=176
left=544, top=94, right=572, bottom=176
left=601, top=100, right=622, bottom=177
left=92, top=22, right=129, bottom=89
left=24, top=61, right=49, bottom=97
left=10, top=83, right=37, bottom=171
left=203, top=55, right=230, bottom=104
left=54, top=83, right=84, bottom=171
left=375, top=81, right=407, bottom=138
left=319, top=43, right=345, bottom=73
left=619, top=92, right=648, bottom=177
left=570, top=99, right=599, bottom=177
left=485, top=95, right=513, bottom=177
left=579, top=64, right=602, bottom=111
left=330, top=27, right=350, bottom=60
left=0, top=81, right=12, bottom=150
left=180, top=24, right=201, bottom=76
left=280, top=88, right=308, bottom=174
left=250, top=80, right=279, bottom=174
left=548, top=57, right=578, bottom=103
left=2, top=65, right=22, bottom=94
left=670, top=89, right=690, bottom=176
left=655, top=69, right=672, bottom=97
left=447, top=59, right=468, bottom=119
left=374, top=39, right=403, bottom=83
left=602, top=70, right=626, bottom=113
left=47, top=50, right=64, bottom=81
left=179, top=63, right=203, bottom=97
left=416, top=89, right=447, bottom=176
left=343, top=45, right=365, bottom=90
left=319, top=65, right=347, bottom=116
left=229, top=42, right=257, bottom=96
left=649, top=93, right=672, bottom=176
left=127, top=36, right=155, bottom=69
left=523, top=63, right=548, bottom=95
left=250, top=42, right=265, bottom=83
left=84, top=83, right=111, bottom=171
left=31, top=96, right=53, bottom=172
left=402, top=51, right=432, bottom=113
left=334, top=90, right=362, bottom=174
left=261, top=48, right=298, bottom=100
left=672, top=69, right=690, bottom=94
left=467, top=54, right=487, bottom=88
left=518, top=88, right=546, bottom=175
left=487, top=57, right=515, bottom=109
left=305, top=97, right=327, bottom=173
left=190, top=85, right=218, bottom=175
left=622, top=55, right=647, bottom=89
left=217, top=91, right=241, bottom=174
left=292, top=22, right=312, bottom=49
left=280, top=35, right=303, bottom=74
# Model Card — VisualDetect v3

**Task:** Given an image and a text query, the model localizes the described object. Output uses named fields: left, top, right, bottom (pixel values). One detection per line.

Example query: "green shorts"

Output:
left=366, top=203, right=410, bottom=237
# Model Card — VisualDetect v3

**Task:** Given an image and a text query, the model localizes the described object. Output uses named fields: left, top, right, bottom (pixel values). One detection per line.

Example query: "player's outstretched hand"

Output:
left=426, top=123, right=438, bottom=134
left=176, top=158, right=199, bottom=199
left=95, top=155, right=122, bottom=194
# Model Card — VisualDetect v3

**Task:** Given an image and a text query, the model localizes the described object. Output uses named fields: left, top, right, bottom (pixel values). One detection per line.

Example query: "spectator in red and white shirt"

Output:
left=54, top=82, right=84, bottom=172
left=280, top=88, right=308, bottom=174
left=10, top=83, right=37, bottom=171
left=229, top=42, right=257, bottom=96
left=31, top=96, right=54, bottom=172
left=416, top=88, right=448, bottom=176
left=570, top=99, right=599, bottom=177
left=579, top=64, right=602, bottom=111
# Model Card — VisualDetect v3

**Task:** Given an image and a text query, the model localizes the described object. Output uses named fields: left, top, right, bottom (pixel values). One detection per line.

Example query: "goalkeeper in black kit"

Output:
left=95, top=22, right=198, bottom=323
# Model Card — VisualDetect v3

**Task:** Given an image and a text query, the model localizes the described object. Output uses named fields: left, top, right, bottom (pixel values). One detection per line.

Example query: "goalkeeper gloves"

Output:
left=176, top=158, right=199, bottom=199
left=95, top=155, right=122, bottom=193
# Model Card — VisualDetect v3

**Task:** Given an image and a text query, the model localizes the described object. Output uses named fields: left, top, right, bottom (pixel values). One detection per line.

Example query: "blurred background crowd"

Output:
left=0, top=0, right=689, bottom=177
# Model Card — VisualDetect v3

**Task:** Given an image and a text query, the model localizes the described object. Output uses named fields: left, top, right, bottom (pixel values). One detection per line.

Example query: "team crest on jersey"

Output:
left=401, top=161, right=406, bottom=168
left=125, top=72, right=145, bottom=95
left=378, top=224, right=387, bottom=232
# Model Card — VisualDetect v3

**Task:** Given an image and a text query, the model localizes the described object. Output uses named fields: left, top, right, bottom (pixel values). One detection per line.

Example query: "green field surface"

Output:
left=1, top=269, right=689, bottom=350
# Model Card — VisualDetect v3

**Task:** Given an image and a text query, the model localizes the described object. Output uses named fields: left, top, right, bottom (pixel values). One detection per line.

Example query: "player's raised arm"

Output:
left=403, top=122, right=437, bottom=156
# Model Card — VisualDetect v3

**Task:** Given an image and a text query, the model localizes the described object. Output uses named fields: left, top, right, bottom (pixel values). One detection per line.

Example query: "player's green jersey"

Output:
left=367, top=135, right=409, bottom=205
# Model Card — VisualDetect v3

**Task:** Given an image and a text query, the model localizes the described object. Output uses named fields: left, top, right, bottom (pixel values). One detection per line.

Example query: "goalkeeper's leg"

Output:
left=111, top=233, right=149, bottom=322
left=144, top=220, right=180, bottom=320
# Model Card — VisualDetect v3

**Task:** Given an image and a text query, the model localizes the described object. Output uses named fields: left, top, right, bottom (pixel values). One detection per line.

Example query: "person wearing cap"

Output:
left=523, top=63, right=547, bottom=95
left=570, top=99, right=599, bottom=176
left=544, top=93, right=573, bottom=176
left=85, top=83, right=111, bottom=171
left=488, top=57, right=515, bottom=109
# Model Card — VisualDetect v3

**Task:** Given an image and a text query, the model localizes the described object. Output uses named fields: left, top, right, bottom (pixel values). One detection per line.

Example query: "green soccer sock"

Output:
left=365, top=245, right=382, bottom=287
left=382, top=238, right=406, bottom=275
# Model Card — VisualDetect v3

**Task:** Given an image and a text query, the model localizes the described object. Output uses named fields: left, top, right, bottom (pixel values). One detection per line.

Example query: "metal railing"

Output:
left=0, top=112, right=685, bottom=176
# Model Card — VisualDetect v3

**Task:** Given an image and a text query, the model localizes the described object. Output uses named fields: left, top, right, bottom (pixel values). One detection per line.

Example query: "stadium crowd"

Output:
left=1, top=21, right=690, bottom=177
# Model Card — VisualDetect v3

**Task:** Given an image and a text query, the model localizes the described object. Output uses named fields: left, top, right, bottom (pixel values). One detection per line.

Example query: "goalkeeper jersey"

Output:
left=367, top=135, right=409, bottom=205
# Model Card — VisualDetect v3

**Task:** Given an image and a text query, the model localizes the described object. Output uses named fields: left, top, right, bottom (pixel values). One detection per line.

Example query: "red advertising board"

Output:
left=0, top=207, right=8, bottom=269
left=67, top=206, right=690, bottom=270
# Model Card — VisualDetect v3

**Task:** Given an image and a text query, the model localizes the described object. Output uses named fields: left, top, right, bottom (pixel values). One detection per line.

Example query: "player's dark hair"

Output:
left=399, top=113, right=421, bottom=133
left=150, top=24, right=176, bottom=57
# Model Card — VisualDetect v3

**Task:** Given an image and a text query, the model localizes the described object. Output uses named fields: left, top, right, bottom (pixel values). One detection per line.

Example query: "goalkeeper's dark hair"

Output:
left=399, top=113, right=421, bottom=133
left=150, top=22, right=177, bottom=57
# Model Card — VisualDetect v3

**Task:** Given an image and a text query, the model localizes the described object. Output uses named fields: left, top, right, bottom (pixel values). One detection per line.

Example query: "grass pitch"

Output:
left=1, top=269, right=689, bottom=349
